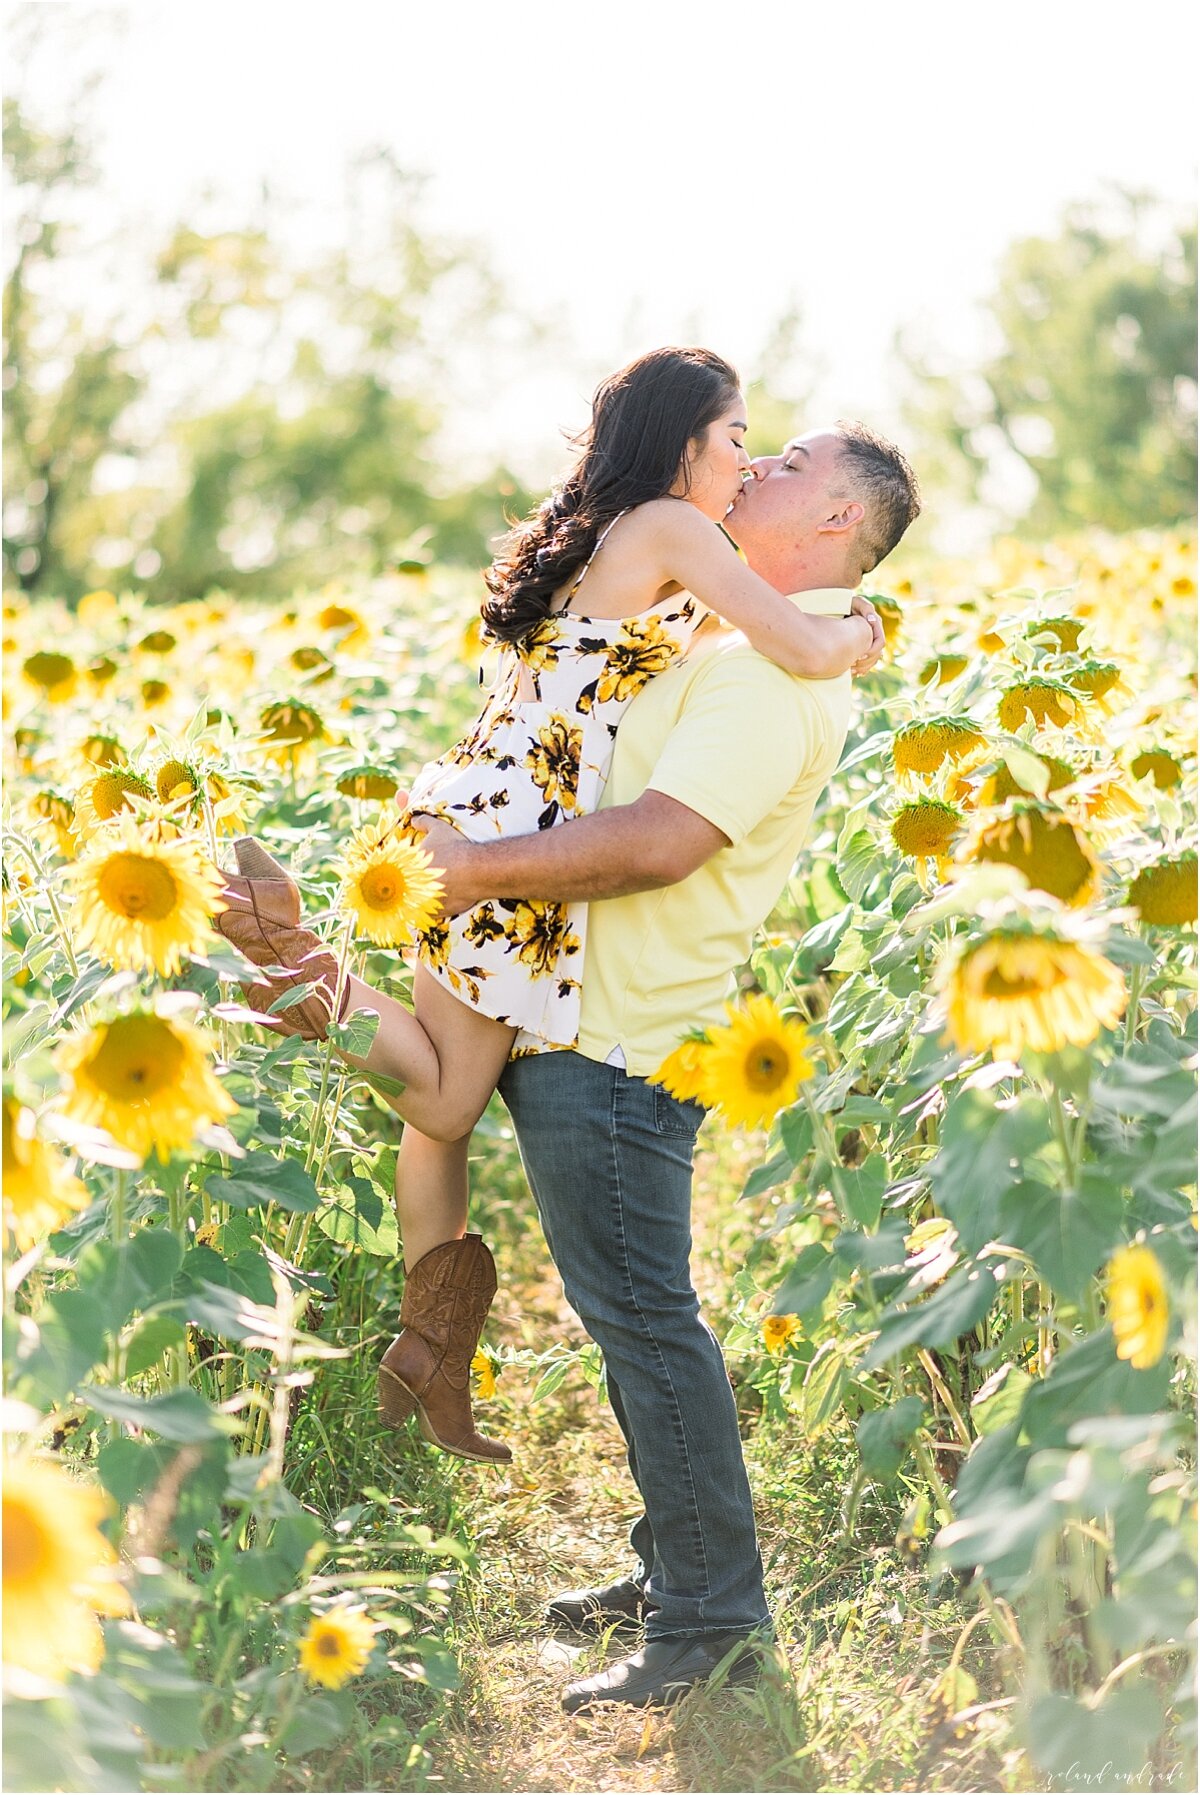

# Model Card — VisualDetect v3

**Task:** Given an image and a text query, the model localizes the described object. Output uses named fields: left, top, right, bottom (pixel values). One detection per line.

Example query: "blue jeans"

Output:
left=498, top=1050, right=771, bottom=1641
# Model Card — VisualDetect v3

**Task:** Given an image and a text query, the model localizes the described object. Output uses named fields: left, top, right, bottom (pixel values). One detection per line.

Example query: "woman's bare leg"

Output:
left=334, top=964, right=515, bottom=1143
left=394, top=1127, right=471, bottom=1270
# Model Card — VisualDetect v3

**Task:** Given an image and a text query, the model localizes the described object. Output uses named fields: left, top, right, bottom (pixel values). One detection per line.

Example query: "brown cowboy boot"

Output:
left=378, top=1234, right=512, bottom=1464
left=216, top=837, right=345, bottom=1040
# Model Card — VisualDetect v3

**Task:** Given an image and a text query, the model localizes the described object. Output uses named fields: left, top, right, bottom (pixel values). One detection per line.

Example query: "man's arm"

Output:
left=415, top=793, right=729, bottom=916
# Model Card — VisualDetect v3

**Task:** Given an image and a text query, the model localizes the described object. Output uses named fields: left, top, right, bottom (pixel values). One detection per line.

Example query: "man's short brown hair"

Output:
left=834, top=421, right=921, bottom=574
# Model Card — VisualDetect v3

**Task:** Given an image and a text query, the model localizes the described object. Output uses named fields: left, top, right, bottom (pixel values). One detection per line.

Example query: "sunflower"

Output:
left=762, top=1314, right=802, bottom=1354
left=338, top=821, right=444, bottom=947
left=2, top=1456, right=126, bottom=1680
left=22, top=650, right=77, bottom=702
left=86, top=654, right=119, bottom=687
left=701, top=993, right=816, bottom=1130
left=1104, top=1245, right=1169, bottom=1369
left=141, top=678, right=171, bottom=709
left=80, top=732, right=124, bottom=769
left=138, top=629, right=177, bottom=655
left=890, top=798, right=963, bottom=868
left=649, top=1036, right=716, bottom=1105
left=2, top=1096, right=91, bottom=1250
left=74, top=768, right=156, bottom=837
left=55, top=1009, right=237, bottom=1163
left=1127, top=851, right=1198, bottom=927
left=259, top=698, right=326, bottom=763
left=973, top=751, right=1077, bottom=809
left=963, top=803, right=1100, bottom=907
left=13, top=725, right=41, bottom=769
left=1064, top=660, right=1129, bottom=714
left=976, top=626, right=1006, bottom=655
left=32, top=788, right=77, bottom=859
left=996, top=678, right=1079, bottom=732
left=65, top=818, right=225, bottom=974
left=154, top=758, right=199, bottom=804
left=1128, top=748, right=1183, bottom=790
left=940, top=927, right=1126, bottom=1059
left=316, top=601, right=369, bottom=651
left=289, top=645, right=335, bottom=684
left=297, top=1607, right=377, bottom=1690
left=918, top=654, right=970, bottom=688
left=471, top=1349, right=498, bottom=1399
left=891, top=718, right=986, bottom=778
left=865, top=593, right=903, bottom=649
left=336, top=764, right=399, bottom=802
left=1026, top=616, right=1085, bottom=654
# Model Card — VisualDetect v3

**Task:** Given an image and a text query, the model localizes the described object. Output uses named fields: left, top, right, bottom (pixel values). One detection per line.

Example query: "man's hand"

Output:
left=408, top=816, right=481, bottom=919
left=849, top=594, right=885, bottom=677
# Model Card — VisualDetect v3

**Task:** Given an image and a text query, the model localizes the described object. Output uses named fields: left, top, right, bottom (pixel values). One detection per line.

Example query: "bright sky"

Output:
left=9, top=0, right=1198, bottom=492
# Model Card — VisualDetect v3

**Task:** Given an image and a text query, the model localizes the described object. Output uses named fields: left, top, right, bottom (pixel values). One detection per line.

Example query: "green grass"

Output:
left=272, top=1108, right=1036, bottom=1794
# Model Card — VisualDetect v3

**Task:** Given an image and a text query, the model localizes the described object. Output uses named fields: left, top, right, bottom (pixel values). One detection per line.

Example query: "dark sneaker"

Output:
left=562, top=1632, right=760, bottom=1713
left=545, top=1575, right=648, bottom=1633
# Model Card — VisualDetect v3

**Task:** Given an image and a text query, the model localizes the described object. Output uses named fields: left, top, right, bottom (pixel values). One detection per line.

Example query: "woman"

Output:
left=218, top=347, right=876, bottom=1463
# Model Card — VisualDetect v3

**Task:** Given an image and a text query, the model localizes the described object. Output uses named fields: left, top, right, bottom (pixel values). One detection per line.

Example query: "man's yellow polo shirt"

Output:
left=517, top=588, right=856, bottom=1077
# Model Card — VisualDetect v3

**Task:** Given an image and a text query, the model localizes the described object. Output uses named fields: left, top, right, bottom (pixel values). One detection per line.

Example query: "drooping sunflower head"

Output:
left=918, top=653, right=971, bottom=689
left=892, top=718, right=987, bottom=778
left=336, top=764, right=399, bottom=803
left=973, top=750, right=1077, bottom=809
left=86, top=655, right=119, bottom=688
left=259, top=699, right=326, bottom=761
left=31, top=788, right=77, bottom=858
left=55, top=1009, right=236, bottom=1163
left=996, top=677, right=1080, bottom=732
left=141, top=678, right=171, bottom=709
left=137, top=629, right=177, bottom=656
left=864, top=593, right=903, bottom=649
left=1127, top=851, right=1198, bottom=928
left=1025, top=615, right=1085, bottom=655
left=80, top=733, right=124, bottom=769
left=64, top=817, right=225, bottom=975
left=890, top=797, right=964, bottom=862
left=154, top=758, right=200, bottom=805
left=1128, top=748, right=1184, bottom=791
left=939, top=924, right=1126, bottom=1060
left=73, top=768, right=157, bottom=839
left=316, top=601, right=369, bottom=651
left=1104, top=1245, right=1169, bottom=1369
left=963, top=802, right=1101, bottom=908
left=2, top=1095, right=90, bottom=1251
left=297, top=1606, right=377, bottom=1690
left=337, top=822, right=444, bottom=947
left=22, top=651, right=77, bottom=702
left=1063, top=660, right=1130, bottom=715
left=702, top=993, right=816, bottom=1131
left=289, top=646, right=335, bottom=683
left=1, top=1456, right=124, bottom=1681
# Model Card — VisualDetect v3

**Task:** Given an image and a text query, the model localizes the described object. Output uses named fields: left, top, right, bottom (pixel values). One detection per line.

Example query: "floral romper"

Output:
left=404, top=514, right=710, bottom=1048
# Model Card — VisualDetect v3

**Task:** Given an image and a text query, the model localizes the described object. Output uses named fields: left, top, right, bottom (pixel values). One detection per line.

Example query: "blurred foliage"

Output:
left=3, top=101, right=534, bottom=602
left=902, top=191, right=1197, bottom=535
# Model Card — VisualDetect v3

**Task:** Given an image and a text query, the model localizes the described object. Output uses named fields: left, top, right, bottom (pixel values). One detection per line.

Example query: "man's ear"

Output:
left=817, top=500, right=865, bottom=536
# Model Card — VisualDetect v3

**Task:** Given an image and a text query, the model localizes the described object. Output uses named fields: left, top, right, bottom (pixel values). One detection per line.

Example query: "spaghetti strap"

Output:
left=564, top=508, right=631, bottom=601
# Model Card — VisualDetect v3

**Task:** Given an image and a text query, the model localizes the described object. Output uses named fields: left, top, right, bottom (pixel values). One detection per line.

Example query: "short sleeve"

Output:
left=644, top=649, right=823, bottom=847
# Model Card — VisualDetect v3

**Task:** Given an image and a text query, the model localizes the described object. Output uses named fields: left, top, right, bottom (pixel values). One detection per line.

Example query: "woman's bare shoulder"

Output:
left=617, top=498, right=728, bottom=547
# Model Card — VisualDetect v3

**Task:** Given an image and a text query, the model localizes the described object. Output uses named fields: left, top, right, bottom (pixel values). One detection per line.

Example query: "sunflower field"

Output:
left=2, top=531, right=1196, bottom=1793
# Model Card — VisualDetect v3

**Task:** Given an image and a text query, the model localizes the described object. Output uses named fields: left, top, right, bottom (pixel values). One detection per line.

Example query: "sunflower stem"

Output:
left=3, top=831, right=80, bottom=976
left=1123, top=960, right=1145, bottom=1046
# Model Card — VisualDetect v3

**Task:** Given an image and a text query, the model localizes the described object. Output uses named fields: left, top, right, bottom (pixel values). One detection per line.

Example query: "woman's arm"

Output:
left=651, top=501, right=873, bottom=678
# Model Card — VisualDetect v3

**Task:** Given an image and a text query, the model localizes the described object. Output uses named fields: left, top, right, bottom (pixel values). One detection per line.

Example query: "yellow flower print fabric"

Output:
left=404, top=584, right=708, bottom=1046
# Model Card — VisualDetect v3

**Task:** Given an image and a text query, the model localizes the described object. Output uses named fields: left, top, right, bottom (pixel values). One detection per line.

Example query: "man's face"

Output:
left=726, top=428, right=848, bottom=550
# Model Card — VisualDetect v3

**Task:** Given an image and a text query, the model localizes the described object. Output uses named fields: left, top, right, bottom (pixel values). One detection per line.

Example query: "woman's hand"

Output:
left=849, top=594, right=885, bottom=677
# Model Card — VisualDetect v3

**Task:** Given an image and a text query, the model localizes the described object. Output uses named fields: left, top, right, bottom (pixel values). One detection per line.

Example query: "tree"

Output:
left=901, top=191, right=1197, bottom=535
left=3, top=90, right=147, bottom=595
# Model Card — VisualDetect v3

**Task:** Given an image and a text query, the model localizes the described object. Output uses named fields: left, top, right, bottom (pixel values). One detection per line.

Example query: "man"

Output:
left=220, top=420, right=919, bottom=1711
left=413, top=422, right=920, bottom=1711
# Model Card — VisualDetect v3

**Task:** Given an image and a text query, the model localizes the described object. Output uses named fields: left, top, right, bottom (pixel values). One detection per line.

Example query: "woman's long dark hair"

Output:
left=481, top=346, right=740, bottom=644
